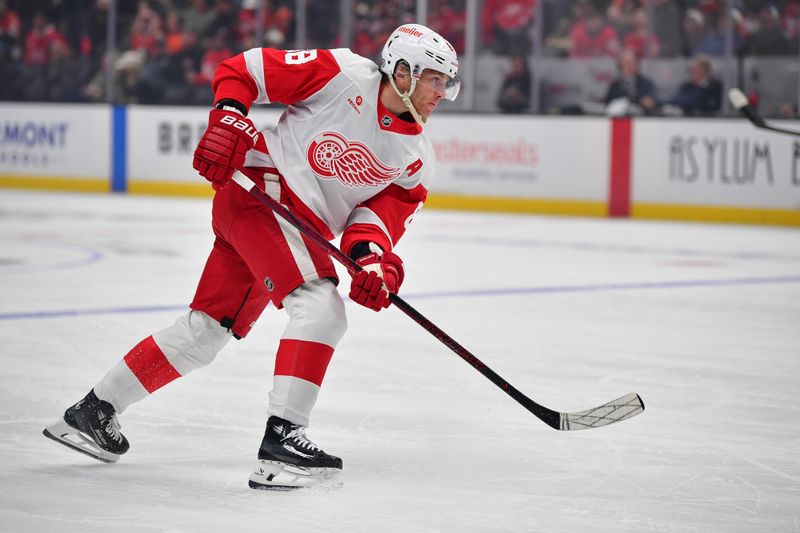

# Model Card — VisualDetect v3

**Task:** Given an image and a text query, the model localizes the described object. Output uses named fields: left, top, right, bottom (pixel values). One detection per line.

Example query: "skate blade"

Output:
left=43, top=418, right=121, bottom=464
left=248, top=460, right=341, bottom=491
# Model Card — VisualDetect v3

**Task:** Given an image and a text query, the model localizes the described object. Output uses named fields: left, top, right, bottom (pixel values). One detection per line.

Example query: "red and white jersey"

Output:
left=212, top=47, right=436, bottom=256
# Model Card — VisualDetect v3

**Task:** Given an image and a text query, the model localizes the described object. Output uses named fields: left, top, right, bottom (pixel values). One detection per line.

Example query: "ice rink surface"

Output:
left=1, top=189, right=799, bottom=532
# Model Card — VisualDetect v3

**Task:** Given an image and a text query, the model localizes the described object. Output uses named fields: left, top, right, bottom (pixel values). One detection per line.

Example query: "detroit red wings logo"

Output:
left=306, top=131, right=402, bottom=187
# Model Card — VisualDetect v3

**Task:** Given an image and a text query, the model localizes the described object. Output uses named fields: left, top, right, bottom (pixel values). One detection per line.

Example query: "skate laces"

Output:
left=283, top=427, right=320, bottom=452
left=104, top=415, right=124, bottom=443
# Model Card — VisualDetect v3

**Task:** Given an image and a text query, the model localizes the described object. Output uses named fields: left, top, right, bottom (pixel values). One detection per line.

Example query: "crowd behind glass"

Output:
left=0, top=0, right=797, bottom=117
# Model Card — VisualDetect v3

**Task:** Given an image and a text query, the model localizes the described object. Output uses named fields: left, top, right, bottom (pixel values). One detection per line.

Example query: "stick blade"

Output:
left=559, top=392, right=644, bottom=431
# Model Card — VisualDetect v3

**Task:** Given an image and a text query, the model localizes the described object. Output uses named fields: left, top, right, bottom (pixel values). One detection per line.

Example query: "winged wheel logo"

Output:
left=306, top=131, right=402, bottom=187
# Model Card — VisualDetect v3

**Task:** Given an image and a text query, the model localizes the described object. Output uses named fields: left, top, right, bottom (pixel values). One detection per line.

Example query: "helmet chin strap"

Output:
left=388, top=74, right=426, bottom=125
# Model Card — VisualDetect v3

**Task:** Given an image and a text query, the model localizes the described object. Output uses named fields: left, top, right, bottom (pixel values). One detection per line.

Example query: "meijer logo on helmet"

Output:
left=397, top=26, right=423, bottom=38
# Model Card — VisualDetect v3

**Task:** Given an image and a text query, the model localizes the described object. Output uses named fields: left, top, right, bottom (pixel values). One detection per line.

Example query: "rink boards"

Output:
left=1, top=102, right=798, bottom=226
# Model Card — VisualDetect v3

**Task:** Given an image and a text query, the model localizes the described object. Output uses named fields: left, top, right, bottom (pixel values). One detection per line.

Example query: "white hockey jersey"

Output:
left=212, top=47, right=436, bottom=256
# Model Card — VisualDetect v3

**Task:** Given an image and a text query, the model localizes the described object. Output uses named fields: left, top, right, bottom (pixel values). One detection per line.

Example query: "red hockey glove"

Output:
left=192, top=109, right=258, bottom=190
left=349, top=251, right=405, bottom=311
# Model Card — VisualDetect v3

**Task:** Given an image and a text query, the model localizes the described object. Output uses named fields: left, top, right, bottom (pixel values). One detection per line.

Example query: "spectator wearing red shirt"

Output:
left=623, top=8, right=660, bottom=58
left=129, top=1, right=164, bottom=56
left=428, top=0, right=466, bottom=53
left=191, top=28, right=232, bottom=85
left=783, top=1, right=800, bottom=42
left=0, top=0, right=22, bottom=54
left=569, top=2, right=620, bottom=58
left=351, top=6, right=381, bottom=59
left=481, top=0, right=536, bottom=55
left=24, top=12, right=63, bottom=65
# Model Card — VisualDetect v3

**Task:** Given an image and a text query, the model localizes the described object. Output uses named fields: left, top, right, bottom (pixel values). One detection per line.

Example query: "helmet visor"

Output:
left=444, top=75, right=461, bottom=101
left=415, top=72, right=462, bottom=101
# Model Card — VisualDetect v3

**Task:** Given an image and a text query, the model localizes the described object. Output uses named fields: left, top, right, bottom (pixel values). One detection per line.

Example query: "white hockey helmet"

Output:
left=380, top=24, right=461, bottom=101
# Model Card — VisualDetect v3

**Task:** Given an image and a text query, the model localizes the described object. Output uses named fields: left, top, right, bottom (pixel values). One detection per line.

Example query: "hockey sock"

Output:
left=93, top=336, right=178, bottom=413
left=94, top=311, right=231, bottom=413
left=268, top=339, right=334, bottom=427
left=124, top=335, right=182, bottom=393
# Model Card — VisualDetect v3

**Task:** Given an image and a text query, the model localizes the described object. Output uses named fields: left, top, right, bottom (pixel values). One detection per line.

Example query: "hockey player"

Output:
left=43, top=24, right=460, bottom=490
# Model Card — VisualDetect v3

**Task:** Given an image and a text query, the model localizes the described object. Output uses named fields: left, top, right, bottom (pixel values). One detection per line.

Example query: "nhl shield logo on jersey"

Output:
left=306, top=131, right=402, bottom=187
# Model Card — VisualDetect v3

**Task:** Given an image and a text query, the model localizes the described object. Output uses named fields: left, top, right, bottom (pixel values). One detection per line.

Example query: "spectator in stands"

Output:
left=670, top=55, right=722, bottom=116
left=740, top=4, right=796, bottom=56
left=0, top=0, right=21, bottom=99
left=0, top=0, right=22, bottom=59
left=651, top=0, right=682, bottom=57
left=138, top=37, right=189, bottom=105
left=128, top=1, right=164, bottom=56
left=352, top=6, right=380, bottom=59
left=428, top=0, right=466, bottom=53
left=192, top=28, right=232, bottom=84
left=623, top=8, right=660, bottom=59
left=44, top=37, right=89, bottom=102
left=307, top=1, right=339, bottom=49
left=569, top=1, right=620, bottom=58
left=263, top=27, right=286, bottom=48
left=604, top=48, right=659, bottom=115
left=541, top=0, right=573, bottom=57
left=692, top=13, right=728, bottom=56
left=682, top=9, right=708, bottom=57
left=51, top=0, right=96, bottom=59
left=783, top=1, right=800, bottom=43
left=82, top=51, right=113, bottom=102
left=481, top=0, right=535, bottom=56
left=24, top=12, right=61, bottom=66
left=269, top=4, right=295, bottom=47
left=182, top=0, right=216, bottom=40
left=164, top=9, right=193, bottom=56
left=606, top=0, right=637, bottom=37
left=208, top=0, right=237, bottom=40
left=113, top=49, right=147, bottom=104
left=2, top=0, right=796, bottom=113
left=187, top=27, right=232, bottom=104
left=497, top=55, right=531, bottom=113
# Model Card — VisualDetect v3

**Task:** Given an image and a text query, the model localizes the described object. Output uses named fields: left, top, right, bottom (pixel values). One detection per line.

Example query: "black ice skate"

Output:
left=43, top=390, right=129, bottom=463
left=248, top=415, right=342, bottom=490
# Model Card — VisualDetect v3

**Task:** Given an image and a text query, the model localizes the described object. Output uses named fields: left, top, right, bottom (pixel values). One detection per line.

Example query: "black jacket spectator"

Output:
left=604, top=49, right=659, bottom=115
left=671, top=56, right=722, bottom=115
left=739, top=5, right=796, bottom=56
left=604, top=74, right=658, bottom=108
left=497, top=56, right=531, bottom=113
left=671, top=78, right=722, bottom=115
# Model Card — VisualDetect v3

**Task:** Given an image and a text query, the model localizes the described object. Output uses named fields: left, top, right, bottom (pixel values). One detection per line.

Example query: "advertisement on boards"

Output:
left=128, top=108, right=610, bottom=203
left=127, top=105, right=282, bottom=186
left=632, top=118, right=800, bottom=209
left=426, top=115, right=610, bottom=201
left=0, top=103, right=110, bottom=183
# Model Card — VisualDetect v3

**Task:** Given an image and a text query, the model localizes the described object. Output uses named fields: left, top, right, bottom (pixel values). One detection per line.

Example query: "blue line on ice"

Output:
left=1, top=275, right=798, bottom=321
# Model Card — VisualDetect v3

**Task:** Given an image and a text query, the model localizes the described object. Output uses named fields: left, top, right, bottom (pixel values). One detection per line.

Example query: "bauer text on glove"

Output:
left=192, top=108, right=258, bottom=189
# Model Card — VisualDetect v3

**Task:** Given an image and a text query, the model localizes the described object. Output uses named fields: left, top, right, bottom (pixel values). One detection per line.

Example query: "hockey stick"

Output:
left=232, top=173, right=644, bottom=430
left=729, top=88, right=800, bottom=137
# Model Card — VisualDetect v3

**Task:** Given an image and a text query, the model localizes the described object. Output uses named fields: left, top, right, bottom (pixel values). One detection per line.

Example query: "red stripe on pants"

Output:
left=609, top=117, right=632, bottom=217
left=274, top=339, right=334, bottom=386
left=124, top=336, right=181, bottom=393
